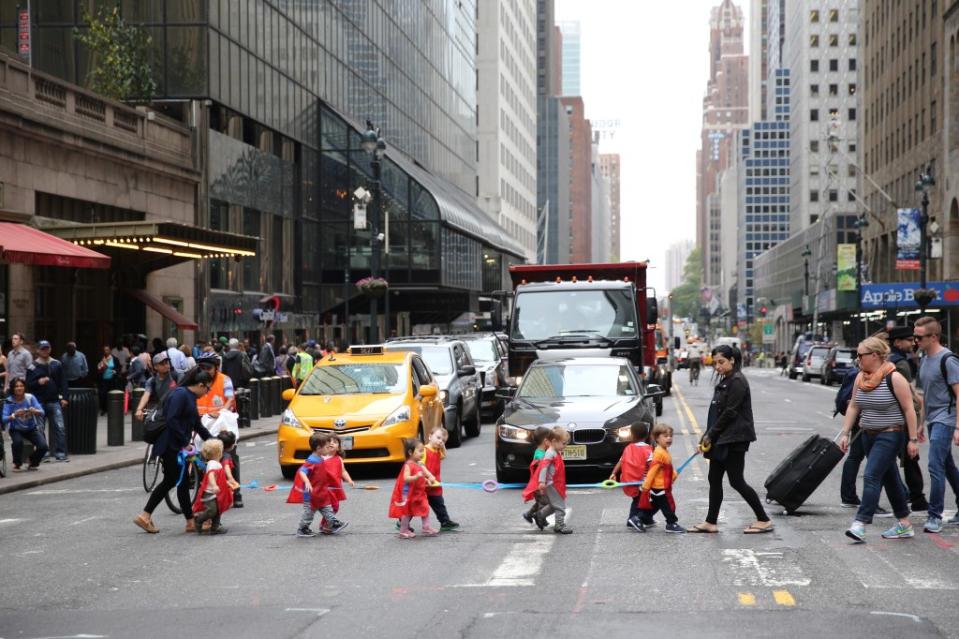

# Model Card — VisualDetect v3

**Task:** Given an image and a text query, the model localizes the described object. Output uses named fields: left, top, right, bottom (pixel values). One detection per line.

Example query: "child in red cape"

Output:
left=390, top=438, right=437, bottom=539
left=193, top=438, right=232, bottom=534
left=638, top=424, right=684, bottom=533
left=610, top=422, right=654, bottom=532
left=522, top=426, right=554, bottom=530
left=289, top=433, right=348, bottom=537
left=321, top=435, right=355, bottom=533
left=424, top=427, right=460, bottom=531
left=530, top=427, right=572, bottom=534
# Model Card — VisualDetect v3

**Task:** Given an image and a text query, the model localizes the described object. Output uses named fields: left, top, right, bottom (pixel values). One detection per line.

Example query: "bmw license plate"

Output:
left=562, top=445, right=586, bottom=461
left=341, top=436, right=353, bottom=451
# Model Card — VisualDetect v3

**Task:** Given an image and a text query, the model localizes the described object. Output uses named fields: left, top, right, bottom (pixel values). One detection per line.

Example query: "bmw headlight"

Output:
left=498, top=423, right=531, bottom=443
left=281, top=408, right=307, bottom=431
left=439, top=389, right=448, bottom=405
left=382, top=405, right=411, bottom=427
left=615, top=426, right=633, bottom=442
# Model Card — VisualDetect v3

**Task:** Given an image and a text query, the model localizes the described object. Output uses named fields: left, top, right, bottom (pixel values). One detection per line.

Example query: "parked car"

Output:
left=456, top=333, right=509, bottom=420
left=801, top=344, right=832, bottom=382
left=385, top=337, right=482, bottom=447
left=494, top=357, right=663, bottom=483
left=820, top=346, right=856, bottom=385
left=788, top=336, right=820, bottom=379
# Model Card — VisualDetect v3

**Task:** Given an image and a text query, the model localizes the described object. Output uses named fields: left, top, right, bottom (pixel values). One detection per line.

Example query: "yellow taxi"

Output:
left=277, top=345, right=442, bottom=478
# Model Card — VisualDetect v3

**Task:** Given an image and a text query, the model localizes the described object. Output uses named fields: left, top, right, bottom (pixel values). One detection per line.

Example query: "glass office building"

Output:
left=1, top=0, right=523, bottom=341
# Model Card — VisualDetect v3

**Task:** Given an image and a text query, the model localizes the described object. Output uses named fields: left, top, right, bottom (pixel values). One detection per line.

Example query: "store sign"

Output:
left=253, top=308, right=288, bottom=323
left=860, top=282, right=959, bottom=309
left=896, top=208, right=921, bottom=270
left=836, top=243, right=856, bottom=291
left=17, top=8, right=30, bottom=62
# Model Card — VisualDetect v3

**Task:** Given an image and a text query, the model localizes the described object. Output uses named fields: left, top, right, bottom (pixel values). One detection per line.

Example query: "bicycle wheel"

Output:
left=164, top=460, right=201, bottom=515
left=142, top=444, right=161, bottom=492
left=0, top=439, right=7, bottom=478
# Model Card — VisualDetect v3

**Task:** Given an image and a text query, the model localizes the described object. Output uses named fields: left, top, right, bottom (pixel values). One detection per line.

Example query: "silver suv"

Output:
left=801, top=344, right=832, bottom=382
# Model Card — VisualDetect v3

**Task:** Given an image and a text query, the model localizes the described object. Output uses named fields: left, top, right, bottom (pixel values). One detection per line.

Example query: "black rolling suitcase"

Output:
left=764, top=431, right=848, bottom=513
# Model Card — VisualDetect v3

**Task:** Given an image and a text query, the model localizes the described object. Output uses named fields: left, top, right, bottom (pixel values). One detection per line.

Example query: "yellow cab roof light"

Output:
left=348, top=345, right=385, bottom=356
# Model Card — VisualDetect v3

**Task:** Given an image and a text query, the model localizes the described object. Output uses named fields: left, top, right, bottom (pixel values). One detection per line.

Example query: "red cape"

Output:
left=192, top=466, right=234, bottom=514
left=522, top=454, right=566, bottom=500
left=287, top=457, right=332, bottom=509
left=522, top=458, right=542, bottom=502
left=388, top=460, right=429, bottom=518
left=619, top=443, right=653, bottom=497
left=639, top=461, right=675, bottom=511
left=424, top=447, right=443, bottom=496
left=325, top=456, right=346, bottom=512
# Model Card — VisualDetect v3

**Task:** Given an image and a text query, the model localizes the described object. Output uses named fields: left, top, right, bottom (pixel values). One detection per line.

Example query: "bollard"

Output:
left=237, top=388, right=251, bottom=429
left=280, top=376, right=293, bottom=410
left=270, top=376, right=282, bottom=416
left=130, top=387, right=145, bottom=441
left=248, top=378, right=260, bottom=421
left=107, top=390, right=125, bottom=446
left=258, top=375, right=272, bottom=418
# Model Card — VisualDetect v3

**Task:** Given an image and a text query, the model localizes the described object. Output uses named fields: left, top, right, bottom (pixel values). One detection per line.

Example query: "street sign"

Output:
left=762, top=321, right=775, bottom=344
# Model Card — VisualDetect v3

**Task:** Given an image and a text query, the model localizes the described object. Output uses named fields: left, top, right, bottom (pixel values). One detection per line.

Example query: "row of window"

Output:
left=809, top=189, right=858, bottom=203
left=810, top=82, right=856, bottom=97
left=809, top=33, right=857, bottom=48
left=810, top=58, right=857, bottom=72
left=863, top=102, right=936, bottom=174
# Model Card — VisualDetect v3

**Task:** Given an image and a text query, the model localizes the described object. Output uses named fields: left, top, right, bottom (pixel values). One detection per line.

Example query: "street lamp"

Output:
left=362, top=120, right=387, bottom=343
left=914, top=165, right=936, bottom=313
left=802, top=245, right=812, bottom=297
left=854, top=214, right=870, bottom=340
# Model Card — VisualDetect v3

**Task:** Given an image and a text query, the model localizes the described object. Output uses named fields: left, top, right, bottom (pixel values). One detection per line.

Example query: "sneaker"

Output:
left=924, top=516, right=944, bottom=533
left=327, top=520, right=349, bottom=535
left=841, top=501, right=861, bottom=508
left=26, top=465, right=39, bottom=471
left=874, top=506, right=893, bottom=518
left=440, top=521, right=460, bottom=531
left=41, top=453, right=52, bottom=464
left=845, top=521, right=866, bottom=543
left=553, top=525, right=573, bottom=534
left=54, top=455, right=67, bottom=462
left=522, top=512, right=534, bottom=525
left=210, top=526, right=228, bottom=535
left=627, top=516, right=646, bottom=533
left=947, top=513, right=959, bottom=526
left=296, top=528, right=317, bottom=538
left=881, top=522, right=914, bottom=539
left=233, top=494, right=244, bottom=508
left=534, top=515, right=547, bottom=531
left=665, top=522, right=686, bottom=534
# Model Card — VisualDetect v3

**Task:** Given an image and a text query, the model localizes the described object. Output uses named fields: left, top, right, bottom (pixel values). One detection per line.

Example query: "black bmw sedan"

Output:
left=494, top=357, right=663, bottom=483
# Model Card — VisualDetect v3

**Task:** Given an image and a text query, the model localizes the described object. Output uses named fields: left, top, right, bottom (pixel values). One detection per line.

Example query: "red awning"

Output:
left=124, top=288, right=198, bottom=331
left=0, top=222, right=110, bottom=269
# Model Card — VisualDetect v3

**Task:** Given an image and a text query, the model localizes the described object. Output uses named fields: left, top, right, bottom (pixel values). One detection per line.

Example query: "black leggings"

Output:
left=706, top=447, right=769, bottom=524
left=144, top=449, right=193, bottom=519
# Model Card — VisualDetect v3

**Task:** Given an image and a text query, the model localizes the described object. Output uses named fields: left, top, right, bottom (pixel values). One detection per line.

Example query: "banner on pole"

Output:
left=836, top=243, right=856, bottom=291
left=896, top=208, right=921, bottom=270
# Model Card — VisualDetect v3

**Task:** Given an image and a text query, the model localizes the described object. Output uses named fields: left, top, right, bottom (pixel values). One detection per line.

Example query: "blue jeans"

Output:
left=840, top=429, right=866, bottom=504
left=42, top=402, right=67, bottom=458
left=926, top=422, right=959, bottom=519
left=856, top=431, right=910, bottom=524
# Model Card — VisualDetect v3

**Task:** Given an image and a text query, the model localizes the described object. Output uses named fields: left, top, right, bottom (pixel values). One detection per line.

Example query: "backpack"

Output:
left=143, top=390, right=174, bottom=445
left=834, top=366, right=859, bottom=416
left=941, top=352, right=959, bottom=413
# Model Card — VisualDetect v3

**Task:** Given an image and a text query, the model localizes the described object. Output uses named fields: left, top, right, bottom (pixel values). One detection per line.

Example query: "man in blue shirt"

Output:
left=60, top=342, right=89, bottom=388
left=26, top=340, right=69, bottom=462
left=914, top=316, right=959, bottom=532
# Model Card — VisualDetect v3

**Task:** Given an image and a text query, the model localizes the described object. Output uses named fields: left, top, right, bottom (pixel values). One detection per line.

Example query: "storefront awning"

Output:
left=0, top=222, right=111, bottom=269
left=40, top=220, right=257, bottom=272
left=125, top=288, right=198, bottom=330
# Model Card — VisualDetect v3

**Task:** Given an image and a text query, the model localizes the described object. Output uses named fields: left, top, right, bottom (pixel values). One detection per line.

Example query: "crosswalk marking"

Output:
left=486, top=536, right=555, bottom=587
left=722, top=549, right=811, bottom=587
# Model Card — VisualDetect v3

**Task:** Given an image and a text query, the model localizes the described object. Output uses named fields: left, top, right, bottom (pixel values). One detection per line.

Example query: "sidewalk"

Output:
left=0, top=411, right=279, bottom=495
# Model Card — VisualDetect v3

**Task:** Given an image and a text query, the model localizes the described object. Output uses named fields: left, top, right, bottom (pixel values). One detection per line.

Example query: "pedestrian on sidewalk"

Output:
left=839, top=336, right=919, bottom=543
left=61, top=342, right=89, bottom=388
left=255, top=335, right=276, bottom=378
left=96, top=346, right=121, bottom=415
left=221, top=338, right=253, bottom=391
left=689, top=345, right=773, bottom=534
left=127, top=345, right=150, bottom=389
left=165, top=337, right=189, bottom=374
left=26, top=340, right=69, bottom=462
left=2, top=377, right=49, bottom=471
left=913, top=316, right=959, bottom=533
left=5, top=332, right=32, bottom=394
left=134, top=352, right=180, bottom=421
left=134, top=367, right=215, bottom=534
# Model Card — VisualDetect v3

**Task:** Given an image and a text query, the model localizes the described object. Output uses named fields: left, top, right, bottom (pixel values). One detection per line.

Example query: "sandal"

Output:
left=687, top=523, right=718, bottom=533
left=743, top=523, right=774, bottom=534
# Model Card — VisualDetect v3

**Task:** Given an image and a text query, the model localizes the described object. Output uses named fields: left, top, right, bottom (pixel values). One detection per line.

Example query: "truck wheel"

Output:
left=446, top=406, right=463, bottom=448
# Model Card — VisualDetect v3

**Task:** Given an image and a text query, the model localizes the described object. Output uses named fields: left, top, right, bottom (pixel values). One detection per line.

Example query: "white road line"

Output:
left=0, top=518, right=25, bottom=525
left=69, top=516, right=100, bottom=526
left=870, top=611, right=923, bottom=623
left=721, top=549, right=811, bottom=587
left=27, top=488, right=139, bottom=495
left=486, top=536, right=555, bottom=587
left=285, top=607, right=330, bottom=617
left=245, top=441, right=257, bottom=447
left=766, top=427, right=814, bottom=432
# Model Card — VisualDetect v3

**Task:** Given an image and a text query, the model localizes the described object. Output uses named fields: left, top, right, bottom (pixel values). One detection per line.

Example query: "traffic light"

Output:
left=759, top=305, right=768, bottom=318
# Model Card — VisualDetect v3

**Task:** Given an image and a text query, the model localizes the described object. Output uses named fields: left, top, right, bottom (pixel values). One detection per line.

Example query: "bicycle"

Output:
left=689, top=360, right=701, bottom=385
left=142, top=442, right=201, bottom=514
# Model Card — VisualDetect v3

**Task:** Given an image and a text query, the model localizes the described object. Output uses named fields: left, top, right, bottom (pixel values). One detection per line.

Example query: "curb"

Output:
left=0, top=427, right=277, bottom=496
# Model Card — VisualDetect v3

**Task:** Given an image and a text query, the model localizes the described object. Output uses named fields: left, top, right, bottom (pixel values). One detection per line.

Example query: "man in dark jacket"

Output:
left=888, top=325, right=928, bottom=511
left=221, top=338, right=253, bottom=390
left=255, top=335, right=276, bottom=377
left=26, top=340, right=69, bottom=462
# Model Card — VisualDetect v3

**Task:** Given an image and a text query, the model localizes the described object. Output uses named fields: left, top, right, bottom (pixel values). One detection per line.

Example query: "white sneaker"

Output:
left=845, top=521, right=866, bottom=543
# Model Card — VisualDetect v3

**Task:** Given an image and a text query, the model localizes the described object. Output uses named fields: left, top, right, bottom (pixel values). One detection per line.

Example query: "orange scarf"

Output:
left=857, top=361, right=895, bottom=391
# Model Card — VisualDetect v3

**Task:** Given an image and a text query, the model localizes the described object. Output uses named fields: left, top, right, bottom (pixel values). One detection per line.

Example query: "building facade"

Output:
left=665, top=239, right=695, bottom=293
left=599, top=153, right=621, bottom=261
left=557, top=20, right=581, bottom=95
left=749, top=0, right=770, bottom=123
left=559, top=96, right=593, bottom=263
left=477, top=0, right=538, bottom=262
left=590, top=134, right=611, bottom=263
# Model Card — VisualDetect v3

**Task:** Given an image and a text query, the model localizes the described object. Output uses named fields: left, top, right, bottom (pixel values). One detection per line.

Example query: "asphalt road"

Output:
left=2, top=368, right=958, bottom=638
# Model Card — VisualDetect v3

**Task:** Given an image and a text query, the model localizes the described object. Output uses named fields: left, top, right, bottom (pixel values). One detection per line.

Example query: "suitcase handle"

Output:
left=832, top=427, right=861, bottom=444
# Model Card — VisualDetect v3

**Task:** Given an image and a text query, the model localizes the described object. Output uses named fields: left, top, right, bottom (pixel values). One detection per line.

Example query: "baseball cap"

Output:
left=218, top=336, right=229, bottom=345
left=307, top=339, right=317, bottom=347
left=37, top=340, right=51, bottom=349
left=153, top=351, right=170, bottom=365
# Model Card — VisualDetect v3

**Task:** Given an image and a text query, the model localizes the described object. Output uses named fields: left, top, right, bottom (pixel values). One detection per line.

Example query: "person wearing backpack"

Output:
left=886, top=326, right=928, bottom=512
left=913, top=316, right=959, bottom=533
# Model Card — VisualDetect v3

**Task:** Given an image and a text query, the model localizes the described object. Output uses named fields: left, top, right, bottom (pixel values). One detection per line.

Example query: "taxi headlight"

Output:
left=498, top=423, right=531, bottom=443
left=281, top=408, right=307, bottom=431
left=382, top=405, right=411, bottom=427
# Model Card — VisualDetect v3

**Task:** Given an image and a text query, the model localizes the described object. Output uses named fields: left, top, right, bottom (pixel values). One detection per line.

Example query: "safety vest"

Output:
left=292, top=351, right=313, bottom=381
left=196, top=371, right=228, bottom=415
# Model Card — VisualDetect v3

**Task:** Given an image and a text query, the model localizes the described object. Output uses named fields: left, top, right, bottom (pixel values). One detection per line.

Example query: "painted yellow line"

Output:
left=673, top=385, right=703, bottom=437
left=773, top=590, right=796, bottom=607
left=738, top=592, right=757, bottom=606
left=673, top=385, right=707, bottom=476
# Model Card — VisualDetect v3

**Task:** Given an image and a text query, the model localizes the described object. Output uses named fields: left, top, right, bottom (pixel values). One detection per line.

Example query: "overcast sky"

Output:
left=556, top=0, right=752, bottom=293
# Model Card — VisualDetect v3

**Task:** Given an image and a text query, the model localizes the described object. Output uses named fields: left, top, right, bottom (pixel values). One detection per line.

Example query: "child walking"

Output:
left=288, top=433, right=348, bottom=537
left=193, top=438, right=232, bottom=535
left=389, top=438, right=437, bottom=539
left=424, top=427, right=460, bottom=531
left=638, top=424, right=685, bottom=533
left=322, top=435, right=355, bottom=532
left=533, top=427, right=572, bottom=534
left=610, top=422, right=654, bottom=532
left=522, top=426, right=553, bottom=529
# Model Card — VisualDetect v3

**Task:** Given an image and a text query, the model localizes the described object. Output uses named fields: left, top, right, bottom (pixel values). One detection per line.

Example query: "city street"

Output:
left=2, top=369, right=958, bottom=638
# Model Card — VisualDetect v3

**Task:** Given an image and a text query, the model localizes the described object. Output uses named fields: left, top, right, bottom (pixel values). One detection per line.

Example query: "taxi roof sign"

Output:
left=348, top=345, right=385, bottom=355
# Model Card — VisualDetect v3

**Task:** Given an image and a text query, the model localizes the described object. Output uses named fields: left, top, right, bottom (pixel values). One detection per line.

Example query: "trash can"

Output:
left=236, top=388, right=251, bottom=429
left=64, top=387, right=98, bottom=454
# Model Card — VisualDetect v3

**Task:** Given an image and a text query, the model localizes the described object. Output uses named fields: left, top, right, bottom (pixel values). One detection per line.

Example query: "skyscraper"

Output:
left=559, top=97, right=593, bottom=263
left=748, top=0, right=769, bottom=123
left=557, top=20, right=581, bottom=95
left=590, top=134, right=611, bottom=263
left=599, top=154, right=621, bottom=261
left=665, top=239, right=695, bottom=292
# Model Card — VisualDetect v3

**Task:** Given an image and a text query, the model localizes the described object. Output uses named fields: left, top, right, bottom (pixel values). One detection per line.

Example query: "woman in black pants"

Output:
left=133, top=369, right=214, bottom=534
left=689, top=345, right=774, bottom=534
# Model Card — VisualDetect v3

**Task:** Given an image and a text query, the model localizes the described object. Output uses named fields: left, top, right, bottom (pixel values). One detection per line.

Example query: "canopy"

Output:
left=0, top=222, right=110, bottom=269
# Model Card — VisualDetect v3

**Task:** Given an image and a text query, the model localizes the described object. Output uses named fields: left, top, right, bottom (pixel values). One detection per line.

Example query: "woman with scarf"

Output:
left=838, top=336, right=919, bottom=543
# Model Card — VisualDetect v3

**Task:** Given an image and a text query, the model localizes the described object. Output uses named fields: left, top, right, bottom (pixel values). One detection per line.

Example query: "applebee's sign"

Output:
left=860, top=282, right=959, bottom=309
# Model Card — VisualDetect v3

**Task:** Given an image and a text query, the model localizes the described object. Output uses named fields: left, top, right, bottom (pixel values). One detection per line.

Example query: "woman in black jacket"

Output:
left=689, top=345, right=773, bottom=534
left=134, top=368, right=215, bottom=534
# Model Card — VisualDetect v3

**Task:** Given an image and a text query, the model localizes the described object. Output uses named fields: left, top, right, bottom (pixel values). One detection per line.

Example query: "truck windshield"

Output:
left=511, top=289, right=638, bottom=341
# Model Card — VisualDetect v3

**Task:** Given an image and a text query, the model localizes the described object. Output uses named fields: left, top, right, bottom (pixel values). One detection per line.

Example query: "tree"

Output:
left=74, top=6, right=156, bottom=103
left=668, top=247, right=703, bottom=319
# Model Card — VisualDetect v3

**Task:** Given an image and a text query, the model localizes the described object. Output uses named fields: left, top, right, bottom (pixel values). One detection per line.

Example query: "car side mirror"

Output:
left=495, top=387, right=516, bottom=400
left=282, top=388, right=295, bottom=402
left=458, top=364, right=476, bottom=377
left=419, top=385, right=437, bottom=398
left=644, top=384, right=665, bottom=399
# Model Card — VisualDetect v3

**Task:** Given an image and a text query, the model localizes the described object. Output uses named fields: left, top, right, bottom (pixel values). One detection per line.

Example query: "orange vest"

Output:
left=196, top=372, right=228, bottom=415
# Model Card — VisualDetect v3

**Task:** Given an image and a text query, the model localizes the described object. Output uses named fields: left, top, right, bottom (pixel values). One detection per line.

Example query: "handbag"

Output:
left=143, top=391, right=173, bottom=445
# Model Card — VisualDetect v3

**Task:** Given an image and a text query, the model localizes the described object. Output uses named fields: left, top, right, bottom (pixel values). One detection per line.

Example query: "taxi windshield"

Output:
left=518, top=363, right=638, bottom=399
left=299, top=363, right=407, bottom=395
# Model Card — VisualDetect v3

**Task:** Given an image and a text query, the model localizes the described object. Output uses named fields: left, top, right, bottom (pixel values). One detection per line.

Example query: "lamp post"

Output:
left=854, top=214, right=869, bottom=340
left=914, top=165, right=936, bottom=314
left=361, top=121, right=387, bottom=343
left=802, top=245, right=812, bottom=297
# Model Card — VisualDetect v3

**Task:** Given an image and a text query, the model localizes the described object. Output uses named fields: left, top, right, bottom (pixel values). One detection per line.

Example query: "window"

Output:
left=810, top=190, right=820, bottom=202
left=810, top=139, right=820, bottom=152
left=829, top=59, right=839, bottom=71
left=829, top=190, right=839, bottom=202
left=848, top=142, right=856, bottom=153
left=810, top=83, right=820, bottom=96
left=829, top=34, right=839, bottom=47
left=848, top=107, right=857, bottom=121
left=829, top=83, right=839, bottom=96
left=811, top=9, right=820, bottom=22
left=848, top=83, right=857, bottom=95
left=810, top=108, right=820, bottom=121
left=931, top=101, right=937, bottom=133
left=849, top=33, right=857, bottom=46
left=829, top=8, right=839, bottom=22
left=848, top=190, right=857, bottom=202
left=811, top=34, right=820, bottom=47
left=931, top=43, right=938, bottom=78
left=847, top=164, right=857, bottom=177
left=849, top=58, right=857, bottom=71
left=811, top=59, right=820, bottom=72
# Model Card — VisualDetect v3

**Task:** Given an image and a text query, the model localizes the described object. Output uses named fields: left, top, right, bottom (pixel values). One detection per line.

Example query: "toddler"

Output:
left=323, top=435, right=355, bottom=527
left=522, top=426, right=553, bottom=528
left=424, top=427, right=460, bottom=531
left=389, top=438, right=437, bottom=538
left=193, top=438, right=231, bottom=535
left=534, top=427, right=572, bottom=534
left=289, top=433, right=348, bottom=537
left=610, top=422, right=654, bottom=532
left=638, top=424, right=684, bottom=533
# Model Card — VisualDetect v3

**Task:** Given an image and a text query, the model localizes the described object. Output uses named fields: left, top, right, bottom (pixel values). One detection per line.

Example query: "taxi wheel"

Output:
left=281, top=464, right=298, bottom=480
left=464, top=401, right=481, bottom=438
left=446, top=406, right=464, bottom=448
